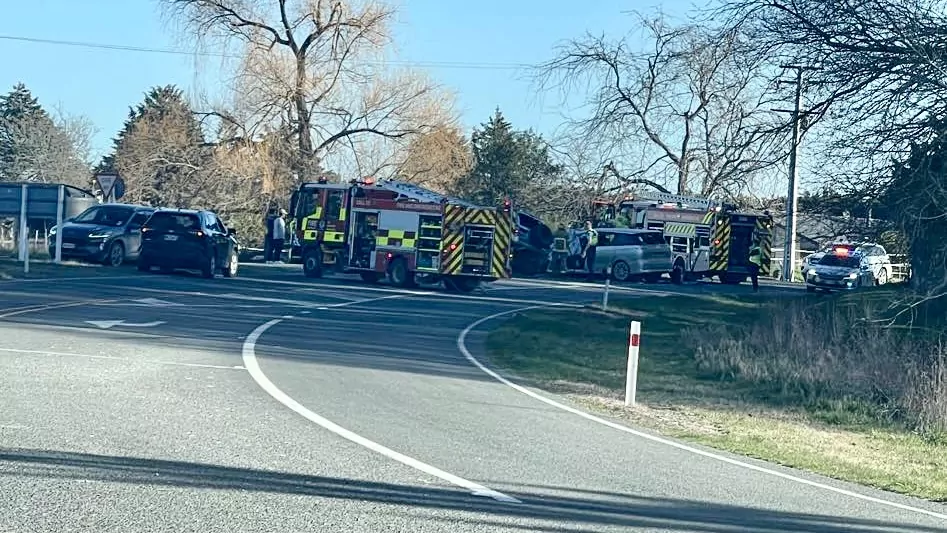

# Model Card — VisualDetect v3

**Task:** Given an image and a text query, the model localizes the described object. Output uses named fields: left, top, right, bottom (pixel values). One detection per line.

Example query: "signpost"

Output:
left=94, top=172, right=125, bottom=203
left=625, top=321, right=642, bottom=406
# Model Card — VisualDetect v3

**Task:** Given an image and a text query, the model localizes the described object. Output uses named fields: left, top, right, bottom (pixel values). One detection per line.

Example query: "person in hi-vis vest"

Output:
left=748, top=231, right=762, bottom=292
left=582, top=220, right=598, bottom=279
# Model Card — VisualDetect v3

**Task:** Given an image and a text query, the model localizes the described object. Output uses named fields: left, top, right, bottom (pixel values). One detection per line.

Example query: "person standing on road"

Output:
left=581, top=220, right=598, bottom=280
left=271, top=209, right=287, bottom=265
left=748, top=232, right=762, bottom=292
left=264, top=208, right=276, bottom=264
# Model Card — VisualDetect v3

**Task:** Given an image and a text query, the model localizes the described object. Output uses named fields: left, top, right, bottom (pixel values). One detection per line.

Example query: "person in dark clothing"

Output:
left=264, top=208, right=276, bottom=263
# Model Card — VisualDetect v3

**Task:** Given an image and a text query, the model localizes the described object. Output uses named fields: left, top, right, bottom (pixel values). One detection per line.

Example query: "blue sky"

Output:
left=0, top=0, right=692, bottom=161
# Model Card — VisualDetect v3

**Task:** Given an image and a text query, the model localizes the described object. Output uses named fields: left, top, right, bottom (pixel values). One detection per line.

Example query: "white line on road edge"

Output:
left=0, top=299, right=118, bottom=319
left=456, top=306, right=947, bottom=522
left=242, top=317, right=521, bottom=505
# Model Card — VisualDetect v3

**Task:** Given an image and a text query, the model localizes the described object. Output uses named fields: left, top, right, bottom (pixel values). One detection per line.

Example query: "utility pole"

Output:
left=773, top=65, right=817, bottom=282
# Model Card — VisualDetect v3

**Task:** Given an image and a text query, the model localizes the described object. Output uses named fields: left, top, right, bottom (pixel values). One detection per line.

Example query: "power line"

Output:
left=0, top=34, right=530, bottom=71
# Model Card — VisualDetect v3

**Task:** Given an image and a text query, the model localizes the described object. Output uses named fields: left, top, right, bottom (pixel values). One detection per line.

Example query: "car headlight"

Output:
left=49, top=226, right=58, bottom=236
left=88, top=232, right=114, bottom=239
left=847, top=272, right=858, bottom=280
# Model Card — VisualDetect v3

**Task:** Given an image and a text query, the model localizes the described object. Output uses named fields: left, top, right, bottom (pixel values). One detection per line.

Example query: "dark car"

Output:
left=48, top=203, right=155, bottom=266
left=138, top=209, right=240, bottom=278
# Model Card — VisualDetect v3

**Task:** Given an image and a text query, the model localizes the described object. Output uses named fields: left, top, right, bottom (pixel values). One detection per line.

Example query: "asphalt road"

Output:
left=0, top=265, right=944, bottom=532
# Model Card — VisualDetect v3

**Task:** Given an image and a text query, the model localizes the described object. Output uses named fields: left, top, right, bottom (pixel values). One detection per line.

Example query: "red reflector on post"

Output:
left=630, top=334, right=640, bottom=347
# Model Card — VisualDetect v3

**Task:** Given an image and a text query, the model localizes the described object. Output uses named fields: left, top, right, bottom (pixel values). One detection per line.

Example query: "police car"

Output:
left=805, top=245, right=875, bottom=293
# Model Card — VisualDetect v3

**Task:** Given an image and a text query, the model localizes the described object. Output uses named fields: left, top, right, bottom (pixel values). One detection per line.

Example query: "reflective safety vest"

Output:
left=587, top=229, right=599, bottom=247
left=749, top=245, right=762, bottom=266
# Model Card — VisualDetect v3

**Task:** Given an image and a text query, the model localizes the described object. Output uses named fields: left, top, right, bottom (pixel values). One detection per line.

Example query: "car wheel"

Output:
left=610, top=260, right=631, bottom=282
left=202, top=252, right=216, bottom=279
left=105, top=241, right=124, bottom=267
left=223, top=250, right=238, bottom=278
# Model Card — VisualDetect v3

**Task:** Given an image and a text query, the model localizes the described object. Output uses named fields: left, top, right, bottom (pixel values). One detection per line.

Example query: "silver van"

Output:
left=567, top=228, right=673, bottom=282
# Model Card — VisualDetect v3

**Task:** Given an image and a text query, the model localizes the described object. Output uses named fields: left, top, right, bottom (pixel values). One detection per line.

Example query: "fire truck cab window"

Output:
left=299, top=189, right=318, bottom=217
left=669, top=236, right=688, bottom=253
left=326, top=190, right=343, bottom=219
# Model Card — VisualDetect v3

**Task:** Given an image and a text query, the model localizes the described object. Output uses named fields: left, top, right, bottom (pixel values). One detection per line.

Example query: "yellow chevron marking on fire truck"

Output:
left=441, top=232, right=464, bottom=275
left=663, top=222, right=696, bottom=237
left=709, top=218, right=732, bottom=271
left=376, top=229, right=417, bottom=248
left=754, top=216, right=774, bottom=276
left=492, top=212, right=513, bottom=278
left=702, top=211, right=716, bottom=224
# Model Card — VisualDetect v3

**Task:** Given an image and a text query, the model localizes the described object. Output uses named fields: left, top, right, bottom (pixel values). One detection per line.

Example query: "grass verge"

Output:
left=0, top=256, right=131, bottom=280
left=485, top=289, right=947, bottom=502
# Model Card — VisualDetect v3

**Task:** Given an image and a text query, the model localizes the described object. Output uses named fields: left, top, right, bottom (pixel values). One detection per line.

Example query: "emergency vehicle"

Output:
left=597, top=192, right=775, bottom=284
left=287, top=177, right=514, bottom=292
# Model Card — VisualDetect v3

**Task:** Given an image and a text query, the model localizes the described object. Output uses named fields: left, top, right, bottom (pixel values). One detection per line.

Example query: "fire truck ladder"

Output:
left=634, top=191, right=721, bottom=210
left=375, top=180, right=476, bottom=207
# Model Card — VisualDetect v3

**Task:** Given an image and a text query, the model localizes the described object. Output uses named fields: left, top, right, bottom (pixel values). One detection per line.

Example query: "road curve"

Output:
left=0, top=269, right=944, bottom=532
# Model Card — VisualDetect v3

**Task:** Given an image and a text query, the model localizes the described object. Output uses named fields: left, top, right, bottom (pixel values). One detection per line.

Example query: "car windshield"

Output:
left=818, top=254, right=860, bottom=268
left=146, top=213, right=200, bottom=231
left=72, top=206, right=134, bottom=226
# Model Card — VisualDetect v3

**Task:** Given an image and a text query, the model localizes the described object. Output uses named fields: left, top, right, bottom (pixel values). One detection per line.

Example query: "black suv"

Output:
left=138, top=209, right=240, bottom=278
left=49, top=203, right=155, bottom=266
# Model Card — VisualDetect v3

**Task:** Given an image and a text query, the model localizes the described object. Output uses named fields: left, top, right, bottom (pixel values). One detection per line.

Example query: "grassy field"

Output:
left=486, top=289, right=947, bottom=502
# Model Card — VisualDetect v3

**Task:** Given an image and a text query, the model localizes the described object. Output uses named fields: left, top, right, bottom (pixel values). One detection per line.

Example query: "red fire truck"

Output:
left=288, top=177, right=514, bottom=292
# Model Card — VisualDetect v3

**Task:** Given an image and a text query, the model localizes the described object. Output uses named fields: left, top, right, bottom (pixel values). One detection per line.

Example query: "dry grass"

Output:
left=485, top=288, right=947, bottom=501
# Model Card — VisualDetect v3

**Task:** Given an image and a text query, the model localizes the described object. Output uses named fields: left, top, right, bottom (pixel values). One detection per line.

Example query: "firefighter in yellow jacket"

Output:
left=748, top=231, right=762, bottom=292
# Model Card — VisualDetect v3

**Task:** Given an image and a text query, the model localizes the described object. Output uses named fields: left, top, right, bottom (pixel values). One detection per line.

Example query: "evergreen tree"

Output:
left=101, top=85, right=208, bottom=206
left=0, top=83, right=52, bottom=179
left=453, top=108, right=561, bottom=210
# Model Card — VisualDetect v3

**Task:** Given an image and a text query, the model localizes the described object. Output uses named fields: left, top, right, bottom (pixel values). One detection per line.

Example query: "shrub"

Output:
left=690, top=292, right=947, bottom=434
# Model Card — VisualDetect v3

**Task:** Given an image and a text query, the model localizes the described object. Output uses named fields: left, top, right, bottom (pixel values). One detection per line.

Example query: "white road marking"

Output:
left=1, top=275, right=142, bottom=284
left=242, top=318, right=520, bottom=504
left=134, top=297, right=183, bottom=306
left=85, top=320, right=166, bottom=329
left=0, top=347, right=244, bottom=370
left=456, top=306, right=947, bottom=522
left=0, top=299, right=118, bottom=319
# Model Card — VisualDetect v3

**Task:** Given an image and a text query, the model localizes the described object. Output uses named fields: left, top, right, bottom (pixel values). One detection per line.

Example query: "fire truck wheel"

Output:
left=303, top=249, right=323, bottom=278
left=610, top=260, right=631, bottom=282
left=387, top=258, right=416, bottom=287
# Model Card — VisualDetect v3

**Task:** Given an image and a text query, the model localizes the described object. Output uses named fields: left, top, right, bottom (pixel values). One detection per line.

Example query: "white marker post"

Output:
left=625, top=320, right=641, bottom=407
left=54, top=184, right=64, bottom=263
left=603, top=266, right=612, bottom=310
left=18, top=184, right=29, bottom=274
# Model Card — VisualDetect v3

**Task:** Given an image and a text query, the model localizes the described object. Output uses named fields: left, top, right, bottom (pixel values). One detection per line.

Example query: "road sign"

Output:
left=112, top=177, right=126, bottom=200
left=94, top=172, right=124, bottom=200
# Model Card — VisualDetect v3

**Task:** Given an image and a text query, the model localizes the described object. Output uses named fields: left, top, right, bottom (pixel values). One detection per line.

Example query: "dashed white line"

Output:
left=242, top=317, right=520, bottom=504
left=456, top=306, right=947, bottom=521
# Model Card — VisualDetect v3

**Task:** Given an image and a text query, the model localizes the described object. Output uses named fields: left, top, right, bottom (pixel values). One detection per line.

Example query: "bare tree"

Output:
left=393, top=124, right=473, bottom=193
left=164, top=0, right=452, bottom=176
left=536, top=12, right=786, bottom=198
left=114, top=106, right=210, bottom=208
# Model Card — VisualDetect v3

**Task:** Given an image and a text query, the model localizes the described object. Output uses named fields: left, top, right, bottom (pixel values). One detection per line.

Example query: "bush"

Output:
left=690, top=292, right=947, bottom=434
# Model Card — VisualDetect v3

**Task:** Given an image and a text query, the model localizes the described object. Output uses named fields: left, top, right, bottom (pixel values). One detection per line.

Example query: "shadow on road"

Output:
left=1, top=447, right=942, bottom=533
